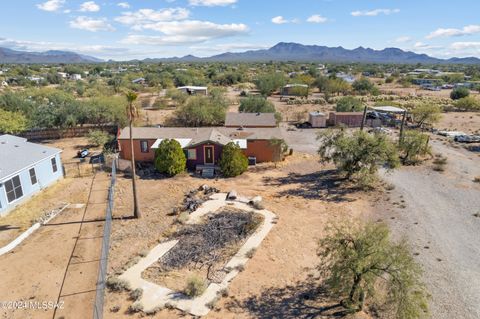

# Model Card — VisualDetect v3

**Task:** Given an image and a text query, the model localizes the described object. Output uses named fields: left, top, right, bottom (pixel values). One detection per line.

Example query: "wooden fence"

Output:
left=18, top=125, right=118, bottom=141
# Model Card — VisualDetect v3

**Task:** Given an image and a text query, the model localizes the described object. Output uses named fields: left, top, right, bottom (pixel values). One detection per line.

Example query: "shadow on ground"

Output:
left=225, top=280, right=348, bottom=319
left=263, top=169, right=358, bottom=202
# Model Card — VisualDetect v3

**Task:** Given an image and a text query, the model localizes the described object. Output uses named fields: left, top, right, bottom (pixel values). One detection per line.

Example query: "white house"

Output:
left=177, top=86, right=208, bottom=95
left=70, top=74, right=82, bottom=81
left=0, top=135, right=63, bottom=216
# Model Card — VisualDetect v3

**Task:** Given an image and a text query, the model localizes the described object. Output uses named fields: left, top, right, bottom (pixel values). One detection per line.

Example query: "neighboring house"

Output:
left=57, top=72, right=68, bottom=78
left=0, top=135, right=63, bottom=216
left=411, top=78, right=441, bottom=86
left=117, top=127, right=283, bottom=174
left=336, top=72, right=356, bottom=84
left=225, top=113, right=276, bottom=128
left=70, top=74, right=82, bottom=81
left=177, top=86, right=208, bottom=96
left=132, top=77, right=146, bottom=85
left=280, top=84, right=308, bottom=96
left=26, top=76, right=44, bottom=84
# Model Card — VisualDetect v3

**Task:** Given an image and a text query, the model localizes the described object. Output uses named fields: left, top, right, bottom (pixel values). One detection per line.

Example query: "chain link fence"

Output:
left=93, top=156, right=117, bottom=319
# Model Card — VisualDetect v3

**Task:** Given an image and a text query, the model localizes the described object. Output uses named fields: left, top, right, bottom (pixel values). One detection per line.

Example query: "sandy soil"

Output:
left=435, top=112, right=480, bottom=134
left=104, top=153, right=378, bottom=318
left=374, top=139, right=480, bottom=319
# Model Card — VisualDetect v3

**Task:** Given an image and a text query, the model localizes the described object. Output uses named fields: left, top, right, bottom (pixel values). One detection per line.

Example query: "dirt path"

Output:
left=378, top=140, right=480, bottom=319
left=0, top=173, right=110, bottom=319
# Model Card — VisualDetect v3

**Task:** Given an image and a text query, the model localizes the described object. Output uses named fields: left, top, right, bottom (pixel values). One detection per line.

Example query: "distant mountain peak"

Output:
left=0, top=47, right=103, bottom=63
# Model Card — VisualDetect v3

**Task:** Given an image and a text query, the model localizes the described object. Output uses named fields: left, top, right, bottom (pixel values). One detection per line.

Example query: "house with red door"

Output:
left=117, top=126, right=284, bottom=175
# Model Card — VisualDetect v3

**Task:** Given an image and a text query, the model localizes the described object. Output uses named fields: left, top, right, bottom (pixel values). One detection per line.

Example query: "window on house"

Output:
left=187, top=149, right=197, bottom=160
left=51, top=157, right=58, bottom=173
left=140, top=140, right=149, bottom=153
left=5, top=175, right=23, bottom=203
left=29, top=168, right=37, bottom=185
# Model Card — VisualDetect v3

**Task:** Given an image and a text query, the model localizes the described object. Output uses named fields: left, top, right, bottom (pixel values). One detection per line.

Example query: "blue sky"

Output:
left=1, top=0, right=480, bottom=60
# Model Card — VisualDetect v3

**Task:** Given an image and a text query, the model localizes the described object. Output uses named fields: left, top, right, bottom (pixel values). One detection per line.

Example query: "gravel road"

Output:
left=380, top=139, right=480, bottom=319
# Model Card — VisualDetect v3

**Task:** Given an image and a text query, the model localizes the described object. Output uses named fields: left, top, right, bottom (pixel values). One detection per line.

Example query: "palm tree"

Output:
left=126, top=91, right=141, bottom=219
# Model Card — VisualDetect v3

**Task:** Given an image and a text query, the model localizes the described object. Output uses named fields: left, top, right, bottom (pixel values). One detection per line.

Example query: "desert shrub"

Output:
left=219, top=142, right=249, bottom=177
left=175, top=95, right=227, bottom=126
left=246, top=248, right=256, bottom=258
left=432, top=154, right=447, bottom=172
left=474, top=176, right=480, bottom=183
left=352, top=77, right=379, bottom=95
left=0, top=109, right=28, bottom=133
left=219, top=288, right=229, bottom=297
left=410, top=103, right=442, bottom=127
left=154, top=139, right=186, bottom=176
left=87, top=129, right=111, bottom=147
left=128, top=301, right=144, bottom=313
left=106, top=277, right=131, bottom=291
left=184, top=275, right=206, bottom=297
left=152, top=98, right=169, bottom=110
left=450, top=87, right=470, bottom=100
left=336, top=96, right=364, bottom=112
left=317, top=129, right=399, bottom=184
left=318, top=221, right=429, bottom=318
left=129, top=288, right=143, bottom=301
left=239, top=95, right=282, bottom=122
left=399, top=131, right=431, bottom=165
left=454, top=96, right=480, bottom=111
left=235, top=264, right=245, bottom=272
left=254, top=72, right=286, bottom=96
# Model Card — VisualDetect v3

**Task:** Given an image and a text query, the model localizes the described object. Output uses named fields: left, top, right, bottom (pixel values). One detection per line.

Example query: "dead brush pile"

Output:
left=159, top=209, right=263, bottom=279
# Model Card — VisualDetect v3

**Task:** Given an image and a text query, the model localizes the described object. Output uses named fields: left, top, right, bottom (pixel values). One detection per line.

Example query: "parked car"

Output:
left=295, top=121, right=312, bottom=129
left=77, top=149, right=89, bottom=158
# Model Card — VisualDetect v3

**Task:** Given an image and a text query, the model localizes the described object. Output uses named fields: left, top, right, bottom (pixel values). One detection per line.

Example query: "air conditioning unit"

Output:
left=248, top=157, right=256, bottom=166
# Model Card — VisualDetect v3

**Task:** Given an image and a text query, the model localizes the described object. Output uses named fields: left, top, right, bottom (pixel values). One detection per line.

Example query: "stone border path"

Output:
left=119, top=192, right=276, bottom=316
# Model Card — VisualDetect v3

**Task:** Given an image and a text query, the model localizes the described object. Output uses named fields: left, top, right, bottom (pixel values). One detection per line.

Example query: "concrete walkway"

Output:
left=119, top=193, right=276, bottom=316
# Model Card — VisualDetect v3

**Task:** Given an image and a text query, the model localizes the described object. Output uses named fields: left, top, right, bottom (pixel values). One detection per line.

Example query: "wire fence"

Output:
left=93, top=156, right=117, bottom=319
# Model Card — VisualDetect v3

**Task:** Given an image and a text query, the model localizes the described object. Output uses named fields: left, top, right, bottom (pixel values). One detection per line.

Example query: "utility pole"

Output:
left=360, top=105, right=368, bottom=131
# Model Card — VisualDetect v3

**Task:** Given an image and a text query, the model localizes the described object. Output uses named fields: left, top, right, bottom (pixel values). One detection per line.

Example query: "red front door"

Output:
left=204, top=146, right=214, bottom=164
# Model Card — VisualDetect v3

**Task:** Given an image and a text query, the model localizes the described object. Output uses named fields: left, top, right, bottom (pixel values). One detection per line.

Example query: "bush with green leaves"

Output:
left=352, top=77, right=378, bottom=95
left=450, top=87, right=470, bottom=100
left=175, top=95, right=227, bottom=127
left=154, top=139, right=186, bottom=176
left=0, top=109, right=28, bottom=134
left=239, top=96, right=282, bottom=122
left=254, top=72, right=286, bottom=96
left=335, top=96, right=364, bottom=112
left=87, top=130, right=111, bottom=147
left=184, top=275, right=206, bottom=298
left=454, top=96, right=480, bottom=111
left=317, top=129, right=399, bottom=185
left=219, top=142, right=249, bottom=177
left=318, top=221, right=429, bottom=318
left=399, top=130, right=431, bottom=165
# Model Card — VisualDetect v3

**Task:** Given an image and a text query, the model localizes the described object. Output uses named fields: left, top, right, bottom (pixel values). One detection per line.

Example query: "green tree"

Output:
left=410, top=103, right=442, bottom=127
left=317, top=129, right=399, bottom=185
left=154, top=139, right=186, bottom=176
left=254, top=72, right=286, bottom=96
left=175, top=95, right=227, bottom=127
left=399, top=130, right=431, bottom=165
left=336, top=96, right=364, bottom=112
left=87, top=130, right=111, bottom=147
left=126, top=91, right=141, bottom=219
left=450, top=87, right=470, bottom=100
left=0, top=109, right=28, bottom=134
left=318, top=221, right=429, bottom=318
left=352, top=77, right=378, bottom=95
left=239, top=96, right=282, bottom=122
left=219, top=142, right=248, bottom=177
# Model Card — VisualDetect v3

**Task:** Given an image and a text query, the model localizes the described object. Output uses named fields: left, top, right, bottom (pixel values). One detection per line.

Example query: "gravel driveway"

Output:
left=380, top=140, right=480, bottom=319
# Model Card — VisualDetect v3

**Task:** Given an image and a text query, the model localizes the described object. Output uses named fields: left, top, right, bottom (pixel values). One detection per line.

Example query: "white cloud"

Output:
left=189, top=0, right=237, bottom=6
left=79, top=1, right=100, bottom=12
left=307, top=14, right=328, bottom=24
left=117, top=2, right=130, bottom=9
left=394, top=36, right=412, bottom=43
left=115, top=8, right=190, bottom=27
left=271, top=16, right=289, bottom=24
left=451, top=41, right=480, bottom=50
left=120, top=20, right=248, bottom=45
left=69, top=16, right=115, bottom=32
left=351, top=8, right=400, bottom=17
left=426, top=25, right=480, bottom=39
left=36, top=0, right=65, bottom=12
left=190, top=43, right=269, bottom=52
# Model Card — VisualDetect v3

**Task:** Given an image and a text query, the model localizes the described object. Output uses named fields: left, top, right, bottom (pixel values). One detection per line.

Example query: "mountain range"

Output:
left=0, top=47, right=102, bottom=64
left=1, top=43, right=479, bottom=64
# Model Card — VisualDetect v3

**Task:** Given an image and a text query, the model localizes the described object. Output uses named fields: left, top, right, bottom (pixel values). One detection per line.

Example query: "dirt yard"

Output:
left=435, top=111, right=480, bottom=134
left=104, top=153, right=380, bottom=319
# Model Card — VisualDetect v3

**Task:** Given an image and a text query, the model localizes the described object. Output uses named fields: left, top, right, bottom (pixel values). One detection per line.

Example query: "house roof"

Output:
left=118, top=126, right=283, bottom=142
left=225, top=112, right=276, bottom=127
left=177, top=86, right=208, bottom=90
left=0, top=134, right=62, bottom=182
left=372, top=106, right=406, bottom=114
